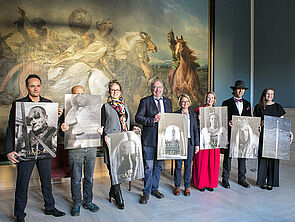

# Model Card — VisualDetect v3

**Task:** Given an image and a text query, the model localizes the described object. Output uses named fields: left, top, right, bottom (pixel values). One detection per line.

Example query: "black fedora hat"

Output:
left=230, top=80, right=248, bottom=90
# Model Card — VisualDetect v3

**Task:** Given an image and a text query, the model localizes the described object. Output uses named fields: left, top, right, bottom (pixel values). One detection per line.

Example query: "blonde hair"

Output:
left=204, top=91, right=216, bottom=106
left=178, top=93, right=191, bottom=107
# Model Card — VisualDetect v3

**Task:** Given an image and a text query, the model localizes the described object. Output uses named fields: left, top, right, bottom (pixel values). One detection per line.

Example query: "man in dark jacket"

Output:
left=135, top=79, right=172, bottom=204
left=6, top=74, right=65, bottom=222
left=221, top=80, right=252, bottom=189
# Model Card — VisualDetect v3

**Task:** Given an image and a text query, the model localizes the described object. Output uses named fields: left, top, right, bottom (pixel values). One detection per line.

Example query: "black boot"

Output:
left=114, top=190, right=124, bottom=210
left=108, top=186, right=115, bottom=203
left=109, top=186, right=124, bottom=210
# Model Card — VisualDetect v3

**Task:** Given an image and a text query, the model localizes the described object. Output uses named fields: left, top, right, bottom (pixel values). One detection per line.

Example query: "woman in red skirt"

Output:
left=191, top=92, right=220, bottom=192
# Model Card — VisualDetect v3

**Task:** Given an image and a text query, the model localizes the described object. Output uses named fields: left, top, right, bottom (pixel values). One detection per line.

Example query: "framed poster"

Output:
left=263, top=115, right=291, bottom=160
left=229, top=116, right=260, bottom=159
left=64, top=94, right=101, bottom=149
left=0, top=0, right=214, bottom=160
left=108, top=131, right=144, bottom=185
left=199, top=106, right=228, bottom=150
left=15, top=102, right=58, bottom=161
left=157, top=113, right=188, bottom=160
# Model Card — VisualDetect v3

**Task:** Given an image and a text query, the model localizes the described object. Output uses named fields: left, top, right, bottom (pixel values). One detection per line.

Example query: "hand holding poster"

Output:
left=199, top=106, right=228, bottom=150
left=108, top=131, right=144, bottom=185
left=229, top=116, right=260, bottom=158
left=263, top=115, right=291, bottom=160
left=15, top=102, right=58, bottom=161
left=157, top=113, right=188, bottom=160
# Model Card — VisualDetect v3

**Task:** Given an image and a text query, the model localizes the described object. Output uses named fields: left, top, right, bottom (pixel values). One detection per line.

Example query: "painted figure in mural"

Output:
left=0, top=7, right=63, bottom=102
left=173, top=36, right=201, bottom=103
left=0, top=32, right=16, bottom=59
left=96, top=18, right=118, bottom=78
left=115, top=31, right=157, bottom=84
left=167, top=29, right=178, bottom=91
left=14, top=7, right=63, bottom=62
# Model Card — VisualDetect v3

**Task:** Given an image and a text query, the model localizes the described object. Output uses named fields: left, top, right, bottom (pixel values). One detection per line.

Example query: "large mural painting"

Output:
left=0, top=0, right=212, bottom=155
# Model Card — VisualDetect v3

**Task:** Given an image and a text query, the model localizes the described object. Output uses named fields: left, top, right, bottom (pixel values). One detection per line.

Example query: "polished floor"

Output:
left=0, top=159, right=295, bottom=222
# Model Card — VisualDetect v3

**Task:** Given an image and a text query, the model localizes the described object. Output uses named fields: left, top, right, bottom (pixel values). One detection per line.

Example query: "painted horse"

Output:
left=173, top=36, right=201, bottom=103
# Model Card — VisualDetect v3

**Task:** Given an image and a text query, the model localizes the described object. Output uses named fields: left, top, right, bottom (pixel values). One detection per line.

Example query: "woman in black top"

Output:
left=254, top=88, right=292, bottom=190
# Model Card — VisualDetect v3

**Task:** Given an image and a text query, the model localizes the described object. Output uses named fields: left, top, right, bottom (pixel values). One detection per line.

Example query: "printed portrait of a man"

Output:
left=15, top=102, right=58, bottom=160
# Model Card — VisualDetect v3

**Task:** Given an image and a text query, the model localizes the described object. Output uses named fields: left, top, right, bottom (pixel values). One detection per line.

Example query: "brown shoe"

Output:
left=151, top=190, right=164, bottom=199
left=184, top=188, right=190, bottom=196
left=139, top=194, right=149, bottom=204
left=173, top=187, right=180, bottom=196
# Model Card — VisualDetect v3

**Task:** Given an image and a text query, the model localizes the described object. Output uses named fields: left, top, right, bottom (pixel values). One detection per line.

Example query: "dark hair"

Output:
left=258, top=88, right=275, bottom=110
left=108, top=79, right=122, bottom=93
left=29, top=106, right=47, bottom=117
left=25, top=74, right=42, bottom=87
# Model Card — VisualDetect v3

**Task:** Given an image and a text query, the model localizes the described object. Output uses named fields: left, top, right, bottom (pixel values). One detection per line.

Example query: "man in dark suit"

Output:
left=6, top=74, right=65, bottom=222
left=221, top=80, right=252, bottom=189
left=135, top=78, right=172, bottom=204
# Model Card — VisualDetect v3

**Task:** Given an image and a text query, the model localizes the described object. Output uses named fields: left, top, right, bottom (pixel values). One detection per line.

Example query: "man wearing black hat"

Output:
left=221, top=80, right=252, bottom=189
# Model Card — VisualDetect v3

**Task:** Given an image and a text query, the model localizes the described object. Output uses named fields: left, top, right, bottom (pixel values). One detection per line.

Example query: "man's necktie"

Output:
left=156, top=99, right=161, bottom=112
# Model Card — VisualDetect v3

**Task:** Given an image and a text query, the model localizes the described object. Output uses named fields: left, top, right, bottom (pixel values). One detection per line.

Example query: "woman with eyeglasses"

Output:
left=173, top=93, right=200, bottom=196
left=101, top=79, right=132, bottom=210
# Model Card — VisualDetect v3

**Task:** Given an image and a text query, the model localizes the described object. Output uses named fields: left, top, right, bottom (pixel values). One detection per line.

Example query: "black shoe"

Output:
left=109, top=190, right=124, bottom=210
left=260, top=185, right=267, bottom=189
left=44, top=207, right=66, bottom=217
left=267, top=186, right=273, bottom=190
left=139, top=194, right=149, bottom=204
left=206, top=187, right=214, bottom=192
left=222, top=179, right=230, bottom=189
left=70, top=204, right=80, bottom=216
left=151, top=190, right=164, bottom=199
left=82, top=202, right=99, bottom=212
left=16, top=218, right=25, bottom=222
left=238, top=180, right=250, bottom=188
left=198, top=188, right=205, bottom=192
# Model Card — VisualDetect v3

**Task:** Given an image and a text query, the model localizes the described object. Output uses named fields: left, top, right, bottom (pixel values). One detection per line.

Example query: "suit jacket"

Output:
left=222, top=97, right=252, bottom=140
left=101, top=102, right=130, bottom=164
left=174, top=109, right=200, bottom=147
left=5, top=95, right=52, bottom=154
left=135, top=95, right=172, bottom=147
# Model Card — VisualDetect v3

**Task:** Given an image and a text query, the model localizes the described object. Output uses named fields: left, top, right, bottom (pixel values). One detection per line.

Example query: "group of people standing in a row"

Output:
left=5, top=74, right=293, bottom=222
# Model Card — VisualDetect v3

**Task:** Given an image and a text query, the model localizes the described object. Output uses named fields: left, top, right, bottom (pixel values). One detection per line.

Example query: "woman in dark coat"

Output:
left=101, top=79, right=131, bottom=210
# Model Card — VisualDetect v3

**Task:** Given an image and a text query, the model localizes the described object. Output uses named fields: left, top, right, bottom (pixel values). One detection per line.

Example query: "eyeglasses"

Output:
left=110, top=89, right=121, bottom=92
left=153, top=86, right=163, bottom=89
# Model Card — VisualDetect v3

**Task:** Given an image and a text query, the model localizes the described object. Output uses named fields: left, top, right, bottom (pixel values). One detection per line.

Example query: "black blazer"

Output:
left=135, top=95, right=172, bottom=147
left=222, top=97, right=251, bottom=140
left=5, top=95, right=52, bottom=154
left=222, top=97, right=252, bottom=120
left=174, top=109, right=200, bottom=147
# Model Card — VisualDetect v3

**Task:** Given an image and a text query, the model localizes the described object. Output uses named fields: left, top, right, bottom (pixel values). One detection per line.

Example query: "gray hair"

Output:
left=150, top=78, right=164, bottom=92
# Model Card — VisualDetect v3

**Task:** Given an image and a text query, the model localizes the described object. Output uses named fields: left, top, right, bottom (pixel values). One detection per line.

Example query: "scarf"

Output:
left=107, top=96, right=128, bottom=132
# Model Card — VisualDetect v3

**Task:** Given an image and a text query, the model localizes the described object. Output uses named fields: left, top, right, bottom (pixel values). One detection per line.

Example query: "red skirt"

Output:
left=191, top=149, right=220, bottom=189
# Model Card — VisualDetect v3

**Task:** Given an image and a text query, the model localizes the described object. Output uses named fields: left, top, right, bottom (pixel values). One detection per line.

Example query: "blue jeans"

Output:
left=174, top=140, right=194, bottom=188
left=68, top=147, right=97, bottom=205
left=142, top=146, right=163, bottom=195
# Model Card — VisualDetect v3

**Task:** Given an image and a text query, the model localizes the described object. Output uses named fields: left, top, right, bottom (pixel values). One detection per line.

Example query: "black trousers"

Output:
left=106, top=164, right=121, bottom=193
left=222, top=147, right=246, bottom=182
left=15, top=159, right=55, bottom=219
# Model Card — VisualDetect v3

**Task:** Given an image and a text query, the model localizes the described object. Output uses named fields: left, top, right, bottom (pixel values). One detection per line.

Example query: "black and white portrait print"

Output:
left=15, top=102, right=58, bottom=161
